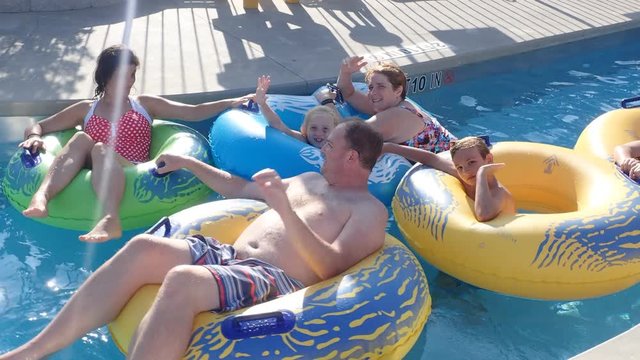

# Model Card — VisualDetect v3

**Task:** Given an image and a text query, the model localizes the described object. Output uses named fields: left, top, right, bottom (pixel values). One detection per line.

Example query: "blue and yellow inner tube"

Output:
left=2, top=120, right=212, bottom=231
left=393, top=141, right=640, bottom=300
left=209, top=84, right=414, bottom=206
left=109, top=198, right=431, bottom=359
left=574, top=106, right=640, bottom=160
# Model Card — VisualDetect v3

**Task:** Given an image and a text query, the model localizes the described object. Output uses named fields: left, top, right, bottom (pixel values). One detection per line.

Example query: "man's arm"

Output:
left=253, top=170, right=387, bottom=280
left=474, top=163, right=514, bottom=222
left=155, top=154, right=263, bottom=199
left=383, top=143, right=457, bottom=177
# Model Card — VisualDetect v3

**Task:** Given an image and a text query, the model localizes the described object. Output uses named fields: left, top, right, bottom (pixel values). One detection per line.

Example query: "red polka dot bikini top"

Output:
left=83, top=97, right=153, bottom=163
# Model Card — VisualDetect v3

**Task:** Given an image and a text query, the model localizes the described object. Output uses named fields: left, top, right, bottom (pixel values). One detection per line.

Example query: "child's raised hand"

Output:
left=478, top=163, right=505, bottom=177
left=255, top=75, right=271, bottom=105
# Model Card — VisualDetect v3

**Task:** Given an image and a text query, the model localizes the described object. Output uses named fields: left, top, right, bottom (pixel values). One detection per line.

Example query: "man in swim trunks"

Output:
left=0, top=120, right=388, bottom=360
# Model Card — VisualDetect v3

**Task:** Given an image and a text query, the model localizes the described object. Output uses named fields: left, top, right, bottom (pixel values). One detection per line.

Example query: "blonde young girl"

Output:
left=254, top=75, right=340, bottom=148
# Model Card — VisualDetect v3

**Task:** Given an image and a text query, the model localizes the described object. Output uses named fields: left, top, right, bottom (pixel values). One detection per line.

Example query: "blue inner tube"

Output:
left=209, top=84, right=414, bottom=205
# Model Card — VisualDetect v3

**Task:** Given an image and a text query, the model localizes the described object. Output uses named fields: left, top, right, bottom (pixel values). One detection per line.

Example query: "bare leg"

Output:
left=128, top=265, right=220, bottom=360
left=0, top=235, right=192, bottom=360
left=79, top=143, right=127, bottom=242
left=23, top=132, right=94, bottom=218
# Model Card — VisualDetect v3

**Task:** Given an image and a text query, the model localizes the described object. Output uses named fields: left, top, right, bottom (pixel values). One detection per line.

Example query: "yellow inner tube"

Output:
left=574, top=107, right=640, bottom=160
left=110, top=199, right=431, bottom=359
left=393, top=141, right=640, bottom=300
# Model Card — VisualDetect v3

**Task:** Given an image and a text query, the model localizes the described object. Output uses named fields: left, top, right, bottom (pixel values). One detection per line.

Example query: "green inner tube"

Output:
left=2, top=120, right=213, bottom=231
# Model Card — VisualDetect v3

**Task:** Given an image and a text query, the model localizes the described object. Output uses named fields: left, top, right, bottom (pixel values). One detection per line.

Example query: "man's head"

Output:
left=450, top=136, right=493, bottom=185
left=321, top=120, right=383, bottom=183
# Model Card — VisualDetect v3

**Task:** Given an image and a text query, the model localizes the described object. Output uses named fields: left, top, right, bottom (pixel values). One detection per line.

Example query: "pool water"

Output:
left=1, top=28, right=639, bottom=359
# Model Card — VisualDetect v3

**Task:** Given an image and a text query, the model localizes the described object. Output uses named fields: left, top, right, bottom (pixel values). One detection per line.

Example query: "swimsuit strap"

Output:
left=83, top=99, right=100, bottom=126
left=398, top=103, right=425, bottom=119
left=129, top=96, right=153, bottom=124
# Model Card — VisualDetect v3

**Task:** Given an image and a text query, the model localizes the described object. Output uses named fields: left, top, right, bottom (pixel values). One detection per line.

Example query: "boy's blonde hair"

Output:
left=365, top=62, right=408, bottom=100
left=450, top=136, right=491, bottom=159
left=300, top=105, right=341, bottom=138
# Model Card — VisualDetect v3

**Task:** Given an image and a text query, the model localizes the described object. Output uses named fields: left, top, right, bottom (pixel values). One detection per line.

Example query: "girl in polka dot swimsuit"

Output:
left=19, top=45, right=252, bottom=242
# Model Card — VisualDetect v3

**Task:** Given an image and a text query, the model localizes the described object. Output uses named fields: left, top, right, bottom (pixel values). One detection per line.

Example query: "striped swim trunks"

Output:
left=184, top=235, right=305, bottom=312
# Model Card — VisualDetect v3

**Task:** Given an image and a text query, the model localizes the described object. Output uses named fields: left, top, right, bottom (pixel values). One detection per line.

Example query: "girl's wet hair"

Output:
left=365, top=62, right=408, bottom=100
left=300, top=105, right=341, bottom=141
left=94, top=44, right=140, bottom=98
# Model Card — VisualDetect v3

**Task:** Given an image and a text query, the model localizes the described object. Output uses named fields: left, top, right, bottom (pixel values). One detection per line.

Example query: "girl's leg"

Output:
left=128, top=265, right=220, bottom=360
left=79, top=142, right=128, bottom=242
left=0, top=235, right=193, bottom=360
left=23, top=132, right=95, bottom=218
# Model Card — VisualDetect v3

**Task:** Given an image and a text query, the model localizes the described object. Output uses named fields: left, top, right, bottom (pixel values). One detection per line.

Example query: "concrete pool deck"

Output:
left=2, top=0, right=640, bottom=115
left=1, top=1, right=640, bottom=358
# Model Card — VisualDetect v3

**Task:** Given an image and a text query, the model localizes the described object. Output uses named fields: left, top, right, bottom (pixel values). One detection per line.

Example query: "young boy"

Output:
left=384, top=136, right=515, bottom=221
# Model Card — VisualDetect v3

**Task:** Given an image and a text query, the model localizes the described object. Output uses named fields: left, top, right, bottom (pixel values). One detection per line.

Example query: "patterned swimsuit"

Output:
left=399, top=104, right=456, bottom=153
left=83, top=97, right=153, bottom=163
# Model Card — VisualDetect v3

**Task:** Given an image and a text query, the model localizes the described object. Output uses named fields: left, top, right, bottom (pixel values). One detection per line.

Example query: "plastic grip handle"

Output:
left=240, top=99, right=260, bottom=113
left=221, top=310, right=295, bottom=339
left=21, top=148, right=41, bottom=168
left=150, top=161, right=171, bottom=178
left=621, top=96, right=640, bottom=109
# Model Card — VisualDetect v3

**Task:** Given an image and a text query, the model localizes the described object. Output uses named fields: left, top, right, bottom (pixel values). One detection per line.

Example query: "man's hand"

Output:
left=155, top=154, right=190, bottom=174
left=252, top=169, right=291, bottom=214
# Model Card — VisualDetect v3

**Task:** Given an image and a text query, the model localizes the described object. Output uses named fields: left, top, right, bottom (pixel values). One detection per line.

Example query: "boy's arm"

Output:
left=383, top=143, right=457, bottom=177
left=474, top=163, right=514, bottom=222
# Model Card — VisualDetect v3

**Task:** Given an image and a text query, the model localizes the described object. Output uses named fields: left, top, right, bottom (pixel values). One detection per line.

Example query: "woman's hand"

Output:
left=19, top=135, right=46, bottom=154
left=340, top=56, right=367, bottom=75
left=314, top=87, right=336, bottom=104
left=255, top=75, right=270, bottom=106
